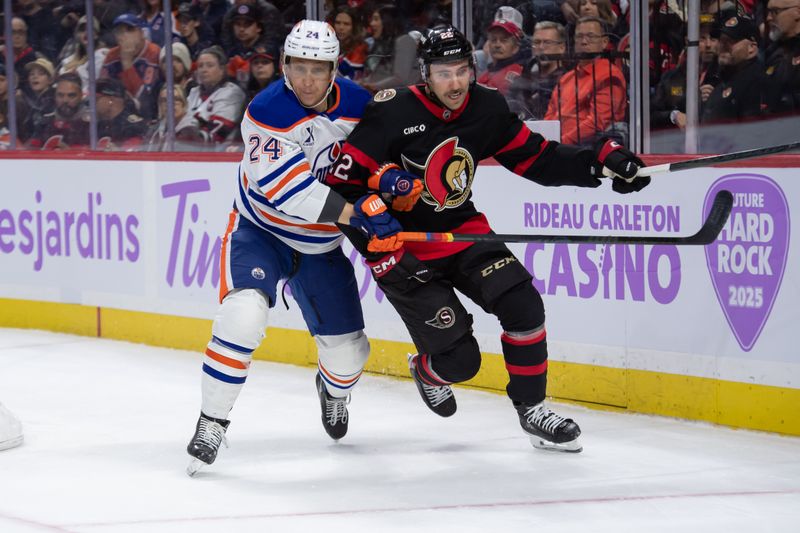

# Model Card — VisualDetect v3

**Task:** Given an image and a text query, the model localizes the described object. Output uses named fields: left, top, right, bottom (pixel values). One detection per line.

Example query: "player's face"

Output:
left=285, top=57, right=333, bottom=108
left=427, top=59, right=471, bottom=110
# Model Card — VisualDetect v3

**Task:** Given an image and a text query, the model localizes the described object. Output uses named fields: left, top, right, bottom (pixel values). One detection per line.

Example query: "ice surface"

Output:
left=1, top=328, right=798, bottom=532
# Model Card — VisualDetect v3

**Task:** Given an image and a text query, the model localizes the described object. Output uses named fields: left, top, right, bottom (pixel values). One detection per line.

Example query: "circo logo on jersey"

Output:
left=704, top=174, right=790, bottom=351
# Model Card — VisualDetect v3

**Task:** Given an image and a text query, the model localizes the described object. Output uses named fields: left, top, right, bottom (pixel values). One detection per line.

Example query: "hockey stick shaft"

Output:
left=398, top=190, right=733, bottom=246
left=635, top=140, right=800, bottom=177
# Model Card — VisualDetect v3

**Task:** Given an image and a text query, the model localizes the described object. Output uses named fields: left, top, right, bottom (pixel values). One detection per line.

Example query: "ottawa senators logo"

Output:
left=401, top=137, right=475, bottom=211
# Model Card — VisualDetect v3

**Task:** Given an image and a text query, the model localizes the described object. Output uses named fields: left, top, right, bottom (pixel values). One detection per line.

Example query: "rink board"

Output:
left=0, top=152, right=798, bottom=435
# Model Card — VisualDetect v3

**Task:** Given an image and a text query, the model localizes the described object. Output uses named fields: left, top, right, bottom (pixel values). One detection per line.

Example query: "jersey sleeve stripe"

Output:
left=264, top=163, right=311, bottom=199
left=272, top=175, right=316, bottom=207
left=514, top=140, right=550, bottom=175
left=496, top=124, right=531, bottom=155
left=245, top=108, right=314, bottom=133
left=256, top=151, right=305, bottom=187
left=342, top=141, right=380, bottom=174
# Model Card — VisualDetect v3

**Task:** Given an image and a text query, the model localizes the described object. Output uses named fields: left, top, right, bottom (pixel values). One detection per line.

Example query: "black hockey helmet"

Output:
left=417, top=25, right=475, bottom=82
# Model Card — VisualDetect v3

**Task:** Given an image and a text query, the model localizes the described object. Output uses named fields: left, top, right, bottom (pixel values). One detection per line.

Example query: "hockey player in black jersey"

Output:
left=332, top=25, right=649, bottom=452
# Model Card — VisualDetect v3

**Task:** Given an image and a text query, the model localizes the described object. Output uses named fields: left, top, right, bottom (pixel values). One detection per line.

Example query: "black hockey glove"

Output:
left=366, top=248, right=434, bottom=293
left=594, top=139, right=650, bottom=194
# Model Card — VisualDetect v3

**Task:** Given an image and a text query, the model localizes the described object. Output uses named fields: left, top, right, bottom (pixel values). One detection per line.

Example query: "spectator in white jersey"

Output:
left=185, top=20, right=420, bottom=475
left=179, top=45, right=246, bottom=147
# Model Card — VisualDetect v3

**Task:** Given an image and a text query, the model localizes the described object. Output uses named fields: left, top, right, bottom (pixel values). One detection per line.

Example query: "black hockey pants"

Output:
left=375, top=241, right=549, bottom=404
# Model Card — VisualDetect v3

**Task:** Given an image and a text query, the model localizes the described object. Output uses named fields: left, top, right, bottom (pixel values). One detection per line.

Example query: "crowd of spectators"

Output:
left=1, top=0, right=799, bottom=152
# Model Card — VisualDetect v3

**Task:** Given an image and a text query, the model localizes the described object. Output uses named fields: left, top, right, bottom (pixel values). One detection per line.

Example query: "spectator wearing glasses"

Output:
left=765, top=0, right=800, bottom=114
left=100, top=14, right=162, bottom=120
left=4, top=18, right=38, bottom=93
left=507, top=21, right=569, bottom=120
left=545, top=16, right=627, bottom=145
left=28, top=72, right=89, bottom=150
left=701, top=14, right=768, bottom=124
left=477, top=6, right=528, bottom=97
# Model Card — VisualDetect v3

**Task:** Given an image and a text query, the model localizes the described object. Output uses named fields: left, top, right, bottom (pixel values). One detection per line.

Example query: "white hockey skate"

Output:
left=514, top=401, right=582, bottom=453
left=0, top=403, right=23, bottom=451
left=186, top=413, right=229, bottom=476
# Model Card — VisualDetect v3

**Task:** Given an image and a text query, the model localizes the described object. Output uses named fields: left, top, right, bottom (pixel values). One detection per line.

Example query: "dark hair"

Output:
left=55, top=72, right=83, bottom=88
left=375, top=5, right=406, bottom=42
left=332, top=5, right=365, bottom=47
left=199, top=45, right=228, bottom=67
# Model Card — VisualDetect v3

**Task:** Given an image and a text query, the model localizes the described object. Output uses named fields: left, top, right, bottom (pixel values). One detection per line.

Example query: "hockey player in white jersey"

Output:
left=0, top=402, right=23, bottom=451
left=185, top=20, right=399, bottom=476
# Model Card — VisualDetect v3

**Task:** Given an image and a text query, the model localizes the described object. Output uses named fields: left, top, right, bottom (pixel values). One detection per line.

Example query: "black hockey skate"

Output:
left=514, top=401, right=582, bottom=453
left=316, top=373, right=349, bottom=440
left=408, top=354, right=456, bottom=417
left=186, top=413, right=230, bottom=476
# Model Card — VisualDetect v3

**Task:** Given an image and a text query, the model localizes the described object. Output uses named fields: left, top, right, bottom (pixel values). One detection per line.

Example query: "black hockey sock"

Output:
left=501, top=329, right=548, bottom=404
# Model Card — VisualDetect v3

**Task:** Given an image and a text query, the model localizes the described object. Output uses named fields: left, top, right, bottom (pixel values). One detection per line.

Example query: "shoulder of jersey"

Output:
left=331, top=77, right=372, bottom=119
left=245, top=80, right=306, bottom=130
left=470, top=83, right=508, bottom=110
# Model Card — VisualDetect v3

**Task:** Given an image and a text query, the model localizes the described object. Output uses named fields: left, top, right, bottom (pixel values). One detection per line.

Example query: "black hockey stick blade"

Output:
left=399, top=190, right=733, bottom=246
left=638, top=141, right=800, bottom=177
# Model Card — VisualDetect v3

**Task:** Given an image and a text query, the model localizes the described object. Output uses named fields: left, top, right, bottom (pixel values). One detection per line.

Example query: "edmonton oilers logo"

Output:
left=251, top=267, right=266, bottom=280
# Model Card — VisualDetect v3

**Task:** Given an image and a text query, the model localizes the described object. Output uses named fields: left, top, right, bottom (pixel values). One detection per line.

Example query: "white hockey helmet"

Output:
left=282, top=20, right=340, bottom=107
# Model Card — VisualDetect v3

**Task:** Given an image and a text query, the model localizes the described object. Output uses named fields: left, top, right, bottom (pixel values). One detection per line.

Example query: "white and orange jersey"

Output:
left=236, top=77, right=371, bottom=254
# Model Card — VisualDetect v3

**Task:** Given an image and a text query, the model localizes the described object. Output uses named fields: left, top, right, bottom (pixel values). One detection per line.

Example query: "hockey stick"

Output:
left=634, top=140, right=800, bottom=177
left=398, top=190, right=732, bottom=246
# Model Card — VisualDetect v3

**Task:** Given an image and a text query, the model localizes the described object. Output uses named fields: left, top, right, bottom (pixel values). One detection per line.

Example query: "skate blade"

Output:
left=528, top=435, right=583, bottom=453
left=186, top=458, right=208, bottom=477
left=0, top=435, right=23, bottom=451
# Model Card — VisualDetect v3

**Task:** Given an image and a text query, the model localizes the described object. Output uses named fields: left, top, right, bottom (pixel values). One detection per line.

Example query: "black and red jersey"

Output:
left=327, top=83, right=601, bottom=260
